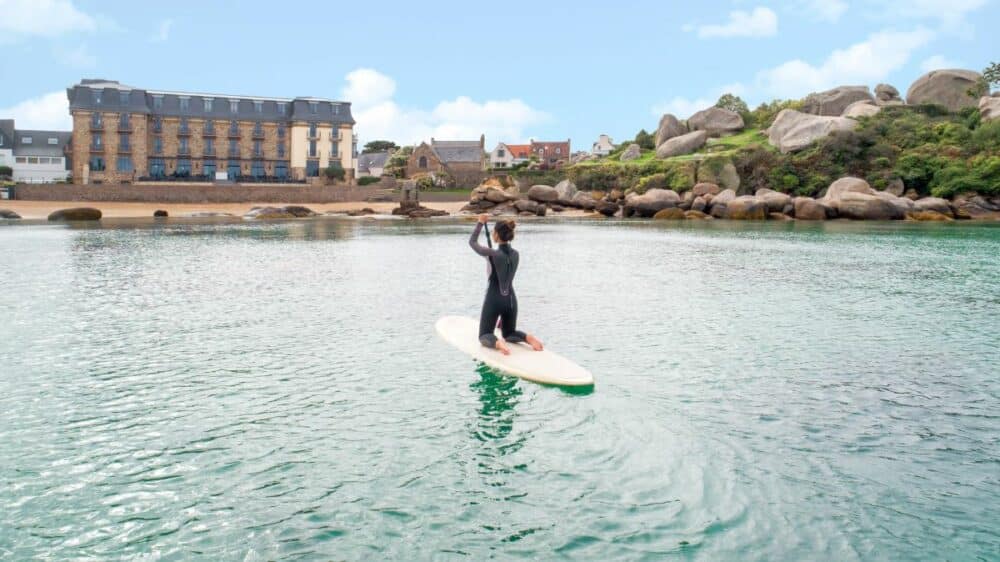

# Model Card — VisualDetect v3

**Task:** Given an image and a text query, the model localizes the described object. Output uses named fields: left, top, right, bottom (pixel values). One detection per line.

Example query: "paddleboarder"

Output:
left=469, top=214, right=544, bottom=355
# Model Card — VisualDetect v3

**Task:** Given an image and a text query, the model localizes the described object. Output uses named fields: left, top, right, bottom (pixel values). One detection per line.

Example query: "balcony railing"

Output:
left=89, top=143, right=104, bottom=152
left=118, top=122, right=131, bottom=132
left=252, top=129, right=265, bottom=139
left=203, top=147, right=215, bottom=156
left=228, top=148, right=240, bottom=157
left=90, top=121, right=104, bottom=130
left=118, top=144, right=132, bottom=153
left=202, top=128, right=216, bottom=137
left=228, top=128, right=241, bottom=138
left=177, top=127, right=191, bottom=136
left=178, top=147, right=191, bottom=156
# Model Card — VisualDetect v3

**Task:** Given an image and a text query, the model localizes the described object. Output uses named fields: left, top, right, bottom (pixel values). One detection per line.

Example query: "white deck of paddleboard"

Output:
left=435, top=316, right=594, bottom=386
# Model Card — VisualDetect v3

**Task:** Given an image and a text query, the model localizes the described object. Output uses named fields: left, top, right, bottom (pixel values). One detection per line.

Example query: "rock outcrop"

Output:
left=687, top=107, right=744, bottom=136
left=692, top=182, right=721, bottom=197
left=793, top=197, right=832, bottom=220
left=821, top=177, right=905, bottom=220
left=979, top=96, right=1000, bottom=121
left=654, top=114, right=686, bottom=147
left=913, top=197, right=954, bottom=217
left=874, top=84, right=904, bottom=106
left=656, top=130, right=708, bottom=158
left=570, top=191, right=597, bottom=210
left=47, top=207, right=101, bottom=221
left=527, top=184, right=559, bottom=203
left=623, top=188, right=680, bottom=218
left=708, top=189, right=736, bottom=218
left=619, top=143, right=642, bottom=161
left=755, top=188, right=792, bottom=213
left=906, top=69, right=982, bottom=112
left=697, top=160, right=740, bottom=191
left=652, top=207, right=686, bottom=220
left=244, top=205, right=317, bottom=219
left=554, top=179, right=577, bottom=201
left=951, top=193, right=1000, bottom=219
left=802, top=86, right=875, bottom=116
left=0, top=209, right=21, bottom=219
left=392, top=200, right=448, bottom=218
left=724, top=196, right=767, bottom=220
left=153, top=209, right=168, bottom=218
left=767, top=109, right=858, bottom=153
left=842, top=100, right=881, bottom=118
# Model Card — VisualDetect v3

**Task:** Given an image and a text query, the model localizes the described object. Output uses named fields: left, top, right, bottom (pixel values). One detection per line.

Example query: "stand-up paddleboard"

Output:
left=435, top=316, right=594, bottom=386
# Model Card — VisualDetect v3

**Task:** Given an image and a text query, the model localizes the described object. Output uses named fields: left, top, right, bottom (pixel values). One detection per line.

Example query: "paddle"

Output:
left=481, top=220, right=501, bottom=330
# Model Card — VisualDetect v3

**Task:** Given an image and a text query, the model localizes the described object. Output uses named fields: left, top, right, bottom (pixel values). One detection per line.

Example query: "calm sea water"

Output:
left=0, top=217, right=998, bottom=561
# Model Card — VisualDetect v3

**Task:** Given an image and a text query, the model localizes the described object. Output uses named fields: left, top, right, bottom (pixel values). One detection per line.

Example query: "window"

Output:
left=48, top=137, right=59, bottom=145
left=204, top=98, right=213, bottom=112
left=179, top=137, right=189, bottom=154
left=91, top=113, right=102, bottom=127
left=89, top=156, right=105, bottom=171
left=229, top=139, right=238, bottom=156
left=92, top=89, right=102, bottom=104
left=418, top=156, right=428, bottom=169
left=91, top=133, right=103, bottom=149
left=179, top=97, right=190, bottom=111
left=116, top=156, right=133, bottom=172
left=176, top=158, right=191, bottom=176
left=277, top=141, right=285, bottom=158
left=153, top=137, right=162, bottom=154
left=332, top=103, right=339, bottom=114
left=15, top=157, right=26, bottom=164
left=204, top=120, right=215, bottom=134
left=28, top=157, right=38, bottom=164
left=309, top=101, right=318, bottom=114
left=120, top=91, right=130, bottom=105
left=254, top=100, right=263, bottom=113
left=277, top=102, right=286, bottom=113
left=306, top=160, right=319, bottom=177
left=153, top=95, right=163, bottom=110
left=253, top=140, right=262, bottom=157
left=204, top=159, right=216, bottom=178
left=21, top=137, right=32, bottom=144
left=229, top=120, right=239, bottom=135
left=153, top=116, right=162, bottom=133
left=555, top=147, right=561, bottom=154
left=309, top=123, right=317, bottom=137
left=275, top=162, right=288, bottom=179
left=38, top=157, right=49, bottom=164
left=230, top=99, right=239, bottom=113
left=251, top=161, right=264, bottom=178
left=497, top=149, right=505, bottom=158
left=119, top=133, right=130, bottom=150
left=179, top=117, right=190, bottom=134
left=120, top=112, right=130, bottom=128
left=277, top=125, right=285, bottom=138
left=253, top=122, right=263, bottom=136
left=330, top=141, right=339, bottom=158
left=149, top=158, right=165, bottom=177
left=204, top=138, right=214, bottom=154
left=308, top=140, right=317, bottom=158
left=227, top=160, right=240, bottom=180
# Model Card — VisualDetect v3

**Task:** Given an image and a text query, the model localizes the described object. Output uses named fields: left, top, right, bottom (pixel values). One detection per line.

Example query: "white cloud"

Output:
left=882, top=0, right=986, bottom=30
left=343, top=68, right=549, bottom=145
left=756, top=28, right=934, bottom=98
left=803, top=0, right=848, bottom=22
left=691, top=7, right=778, bottom=38
left=920, top=54, right=962, bottom=72
left=151, top=19, right=173, bottom=42
left=52, top=43, right=96, bottom=68
left=0, top=0, right=97, bottom=37
left=651, top=83, right=747, bottom=119
left=0, top=92, right=72, bottom=130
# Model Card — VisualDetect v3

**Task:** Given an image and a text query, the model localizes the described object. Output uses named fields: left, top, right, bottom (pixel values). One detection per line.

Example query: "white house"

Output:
left=0, top=120, right=13, bottom=171
left=489, top=142, right=534, bottom=169
left=357, top=151, right=390, bottom=177
left=12, top=129, right=71, bottom=183
left=592, top=134, right=615, bottom=156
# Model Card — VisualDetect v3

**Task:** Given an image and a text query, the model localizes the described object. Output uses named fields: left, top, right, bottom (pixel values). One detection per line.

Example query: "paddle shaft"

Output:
left=481, top=221, right=501, bottom=330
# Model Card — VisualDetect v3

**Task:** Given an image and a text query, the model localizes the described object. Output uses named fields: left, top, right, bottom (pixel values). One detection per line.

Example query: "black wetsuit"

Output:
left=469, top=222, right=527, bottom=348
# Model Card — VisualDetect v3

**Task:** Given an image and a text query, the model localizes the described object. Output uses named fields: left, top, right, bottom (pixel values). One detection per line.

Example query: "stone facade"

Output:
left=405, top=137, right=487, bottom=187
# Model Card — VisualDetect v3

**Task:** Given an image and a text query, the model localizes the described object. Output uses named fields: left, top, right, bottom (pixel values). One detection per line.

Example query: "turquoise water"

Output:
left=0, top=217, right=998, bottom=561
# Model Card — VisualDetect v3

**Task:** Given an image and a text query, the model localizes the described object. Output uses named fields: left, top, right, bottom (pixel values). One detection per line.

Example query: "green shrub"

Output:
left=930, top=155, right=1000, bottom=197
left=323, top=162, right=346, bottom=181
left=358, top=176, right=381, bottom=186
left=416, top=176, right=434, bottom=190
left=634, top=129, right=655, bottom=150
left=0, top=165, right=11, bottom=178
left=635, top=173, right=668, bottom=193
left=749, top=99, right=804, bottom=129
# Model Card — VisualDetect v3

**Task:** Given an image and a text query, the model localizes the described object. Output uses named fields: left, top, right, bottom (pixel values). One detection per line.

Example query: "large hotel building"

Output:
left=66, top=79, right=355, bottom=184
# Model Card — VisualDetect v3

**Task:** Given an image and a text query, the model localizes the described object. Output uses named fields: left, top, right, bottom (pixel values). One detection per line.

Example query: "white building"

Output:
left=0, top=120, right=14, bottom=171
left=1, top=119, right=71, bottom=183
left=489, top=143, right=514, bottom=168
left=592, top=134, right=615, bottom=156
left=357, top=151, right=390, bottom=177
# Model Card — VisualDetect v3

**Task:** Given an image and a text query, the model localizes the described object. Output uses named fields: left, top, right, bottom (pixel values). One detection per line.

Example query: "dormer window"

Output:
left=22, top=137, right=32, bottom=144
left=332, top=103, right=339, bottom=115
left=49, top=137, right=59, bottom=145
left=152, top=95, right=163, bottom=110
left=254, top=100, right=263, bottom=113
left=92, top=90, right=102, bottom=104
left=204, top=98, right=213, bottom=112
left=120, top=91, right=130, bottom=105
left=309, top=101, right=318, bottom=114
left=230, top=99, right=239, bottom=113
left=179, top=97, right=190, bottom=111
left=277, top=102, right=286, bottom=113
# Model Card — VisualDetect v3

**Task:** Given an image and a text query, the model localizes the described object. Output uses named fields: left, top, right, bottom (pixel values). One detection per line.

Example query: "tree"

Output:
left=634, top=129, right=655, bottom=150
left=323, top=162, right=346, bottom=181
left=716, top=93, right=750, bottom=115
left=0, top=165, right=11, bottom=179
left=983, top=61, right=999, bottom=91
left=362, top=140, right=399, bottom=154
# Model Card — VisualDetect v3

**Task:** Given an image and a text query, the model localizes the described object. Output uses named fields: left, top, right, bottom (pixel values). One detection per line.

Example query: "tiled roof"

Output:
left=13, top=129, right=72, bottom=157
left=504, top=144, right=532, bottom=158
left=358, top=151, right=390, bottom=172
left=431, top=139, right=482, bottom=163
left=0, top=119, right=14, bottom=150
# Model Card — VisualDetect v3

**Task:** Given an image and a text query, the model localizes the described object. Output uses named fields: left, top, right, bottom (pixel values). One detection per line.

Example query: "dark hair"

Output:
left=494, top=220, right=516, bottom=242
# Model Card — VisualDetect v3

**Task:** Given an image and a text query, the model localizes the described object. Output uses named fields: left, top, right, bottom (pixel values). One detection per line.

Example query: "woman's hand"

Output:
left=478, top=214, right=489, bottom=224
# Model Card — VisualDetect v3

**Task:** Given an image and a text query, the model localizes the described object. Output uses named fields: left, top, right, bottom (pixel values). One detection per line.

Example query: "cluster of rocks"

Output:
left=244, top=205, right=319, bottom=219
left=463, top=178, right=582, bottom=217
left=0, top=209, right=21, bottom=219
left=652, top=106, right=745, bottom=159
left=391, top=200, right=448, bottom=218
left=48, top=207, right=102, bottom=221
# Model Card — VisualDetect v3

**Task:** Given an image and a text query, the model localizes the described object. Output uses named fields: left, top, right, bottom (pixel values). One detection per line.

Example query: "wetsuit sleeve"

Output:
left=469, top=222, right=500, bottom=257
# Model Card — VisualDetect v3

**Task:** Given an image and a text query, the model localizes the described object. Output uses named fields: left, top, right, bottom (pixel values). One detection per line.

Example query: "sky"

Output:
left=0, top=0, right=996, bottom=151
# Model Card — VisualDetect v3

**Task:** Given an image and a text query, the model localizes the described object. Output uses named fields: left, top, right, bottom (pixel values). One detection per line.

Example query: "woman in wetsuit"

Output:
left=469, top=214, right=544, bottom=356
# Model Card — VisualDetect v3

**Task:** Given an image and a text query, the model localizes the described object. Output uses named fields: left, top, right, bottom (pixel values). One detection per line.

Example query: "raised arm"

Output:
left=469, top=221, right=500, bottom=257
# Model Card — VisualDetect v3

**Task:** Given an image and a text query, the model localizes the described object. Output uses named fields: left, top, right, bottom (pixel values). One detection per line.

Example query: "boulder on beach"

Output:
left=767, top=109, right=858, bottom=153
left=842, top=100, right=881, bottom=118
left=793, top=197, right=832, bottom=220
left=245, top=206, right=294, bottom=219
left=691, top=196, right=708, bottom=212
left=692, top=182, right=721, bottom=197
left=619, top=143, right=642, bottom=161
left=913, top=197, right=954, bottom=217
left=528, top=184, right=559, bottom=203
left=687, top=106, right=744, bottom=136
left=652, top=207, right=686, bottom=220
left=47, top=207, right=102, bottom=221
left=514, top=199, right=541, bottom=214
left=802, top=86, right=874, bottom=116
left=755, top=188, right=792, bottom=213
left=697, top=160, right=740, bottom=191
left=822, top=177, right=905, bottom=220
left=570, top=191, right=597, bottom=210
left=906, top=69, right=982, bottom=112
left=875, top=84, right=904, bottom=106
left=708, top=188, right=736, bottom=218
left=593, top=199, right=619, bottom=217
left=282, top=206, right=318, bottom=217
left=153, top=209, right=168, bottom=218
left=979, top=96, right=1000, bottom=121
left=907, top=210, right=953, bottom=221
left=0, top=209, right=22, bottom=219
left=656, top=130, right=708, bottom=158
left=655, top=114, right=686, bottom=147
left=554, top=179, right=577, bottom=201
left=724, top=196, right=767, bottom=220
left=684, top=209, right=712, bottom=219
left=623, top=188, right=681, bottom=218
left=951, top=193, right=1000, bottom=219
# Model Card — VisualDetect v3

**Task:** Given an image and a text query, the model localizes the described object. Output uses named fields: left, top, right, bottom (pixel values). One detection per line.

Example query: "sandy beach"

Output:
left=0, top=200, right=470, bottom=220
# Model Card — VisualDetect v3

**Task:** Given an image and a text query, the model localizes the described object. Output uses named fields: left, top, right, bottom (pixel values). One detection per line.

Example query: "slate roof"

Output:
left=65, top=79, right=355, bottom=125
left=0, top=119, right=14, bottom=150
left=431, top=139, right=483, bottom=163
left=13, top=130, right=72, bottom=157
left=357, top=151, right=390, bottom=173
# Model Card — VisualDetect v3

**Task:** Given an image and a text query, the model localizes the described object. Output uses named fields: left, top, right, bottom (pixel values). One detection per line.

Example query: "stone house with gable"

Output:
left=406, top=136, right=486, bottom=187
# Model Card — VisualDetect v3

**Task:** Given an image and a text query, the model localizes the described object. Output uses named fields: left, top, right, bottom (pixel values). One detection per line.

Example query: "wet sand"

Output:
left=0, top=200, right=469, bottom=220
